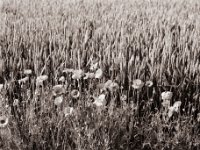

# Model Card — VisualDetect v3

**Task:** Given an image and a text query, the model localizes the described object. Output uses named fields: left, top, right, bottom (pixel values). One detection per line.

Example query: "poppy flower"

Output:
left=63, top=68, right=74, bottom=74
left=145, top=80, right=153, bottom=87
left=24, top=69, right=32, bottom=75
left=54, top=95, right=63, bottom=106
left=132, top=79, right=144, bottom=89
left=197, top=113, right=200, bottom=122
left=93, top=94, right=106, bottom=107
left=71, top=89, right=80, bottom=99
left=103, top=80, right=112, bottom=89
left=52, top=84, right=65, bottom=96
left=0, top=116, right=9, bottom=128
left=36, top=75, right=48, bottom=86
left=18, top=76, right=29, bottom=84
left=0, top=84, right=3, bottom=92
left=72, top=69, right=84, bottom=80
left=120, top=95, right=127, bottom=101
left=172, top=101, right=181, bottom=112
left=59, top=76, right=65, bottom=82
left=95, top=68, right=103, bottom=79
left=161, top=91, right=173, bottom=100
left=161, top=99, right=170, bottom=108
left=84, top=72, right=95, bottom=80
left=108, top=82, right=119, bottom=92
left=13, top=99, right=19, bottom=106
left=90, top=62, right=98, bottom=71
left=64, top=107, right=74, bottom=116
left=168, top=106, right=175, bottom=118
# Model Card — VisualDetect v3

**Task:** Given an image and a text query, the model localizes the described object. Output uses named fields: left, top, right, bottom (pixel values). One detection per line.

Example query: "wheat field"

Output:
left=0, top=0, right=200, bottom=149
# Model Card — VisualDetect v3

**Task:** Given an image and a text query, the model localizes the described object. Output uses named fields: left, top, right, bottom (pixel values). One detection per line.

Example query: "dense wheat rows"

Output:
left=0, top=0, right=200, bottom=149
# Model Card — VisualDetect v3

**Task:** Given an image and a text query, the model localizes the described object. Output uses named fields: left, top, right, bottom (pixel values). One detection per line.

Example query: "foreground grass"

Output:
left=0, top=0, right=199, bottom=149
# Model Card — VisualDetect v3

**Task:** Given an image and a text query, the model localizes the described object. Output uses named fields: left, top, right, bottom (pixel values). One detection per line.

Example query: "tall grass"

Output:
left=0, top=0, right=199, bottom=149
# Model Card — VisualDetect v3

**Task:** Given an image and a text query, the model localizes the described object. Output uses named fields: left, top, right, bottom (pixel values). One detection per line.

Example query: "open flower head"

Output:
left=0, top=116, right=9, bottom=128
left=36, top=75, right=48, bottom=86
left=0, top=84, right=3, bottom=92
left=13, top=99, right=19, bottom=106
left=173, top=101, right=181, bottom=112
left=104, top=80, right=112, bottom=89
left=64, top=107, right=74, bottom=116
left=37, top=75, right=48, bottom=81
left=18, top=76, right=29, bottom=84
left=120, top=94, right=127, bottom=101
left=53, top=84, right=65, bottom=96
left=93, top=94, right=106, bottom=107
left=161, top=91, right=173, bottom=100
left=54, top=95, right=63, bottom=106
left=63, top=68, right=74, bottom=74
left=84, top=72, right=95, bottom=80
left=95, top=68, right=103, bottom=79
left=145, top=80, right=153, bottom=87
left=162, top=99, right=170, bottom=108
left=197, top=113, right=200, bottom=122
left=108, top=82, right=119, bottom=92
left=59, top=76, right=65, bottom=82
left=24, top=69, right=32, bottom=75
left=168, top=106, right=175, bottom=118
left=132, top=79, right=144, bottom=89
left=72, top=69, right=84, bottom=80
left=71, top=89, right=80, bottom=99
left=90, top=62, right=98, bottom=71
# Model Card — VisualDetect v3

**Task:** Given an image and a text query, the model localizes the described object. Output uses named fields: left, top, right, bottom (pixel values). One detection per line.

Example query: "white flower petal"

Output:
left=161, top=91, right=173, bottom=100
left=132, top=79, right=144, bottom=89
left=95, top=69, right=103, bottom=79
left=54, top=96, right=63, bottom=105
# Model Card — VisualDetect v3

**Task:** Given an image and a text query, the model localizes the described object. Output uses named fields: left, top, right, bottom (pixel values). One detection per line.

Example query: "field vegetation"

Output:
left=0, top=0, right=200, bottom=149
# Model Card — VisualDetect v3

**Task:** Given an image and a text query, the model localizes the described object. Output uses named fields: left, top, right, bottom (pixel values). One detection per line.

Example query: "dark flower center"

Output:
left=0, top=120, right=5, bottom=124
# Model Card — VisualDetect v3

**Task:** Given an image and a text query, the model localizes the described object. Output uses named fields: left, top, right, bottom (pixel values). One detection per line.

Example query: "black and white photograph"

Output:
left=0, top=0, right=199, bottom=149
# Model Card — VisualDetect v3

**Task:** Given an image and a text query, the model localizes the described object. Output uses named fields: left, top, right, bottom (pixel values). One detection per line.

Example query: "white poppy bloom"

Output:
left=54, top=95, right=63, bottom=106
left=95, top=68, right=103, bottom=79
left=132, top=79, right=144, bottom=89
left=93, top=94, right=106, bottom=107
left=173, top=101, right=182, bottom=112
left=161, top=91, right=173, bottom=100
left=24, top=69, right=32, bottom=75
left=64, top=107, right=74, bottom=116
